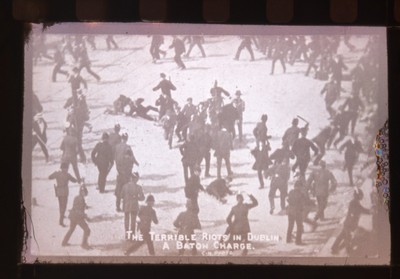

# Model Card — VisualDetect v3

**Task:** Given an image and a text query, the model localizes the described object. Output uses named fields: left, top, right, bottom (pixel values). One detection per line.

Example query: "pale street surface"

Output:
left=27, top=32, right=386, bottom=260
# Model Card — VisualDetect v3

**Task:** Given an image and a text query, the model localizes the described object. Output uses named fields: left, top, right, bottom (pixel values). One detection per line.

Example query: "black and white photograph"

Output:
left=22, top=23, right=390, bottom=265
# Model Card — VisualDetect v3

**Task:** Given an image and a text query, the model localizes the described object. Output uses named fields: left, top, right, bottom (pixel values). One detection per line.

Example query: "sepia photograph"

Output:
left=22, top=23, right=390, bottom=265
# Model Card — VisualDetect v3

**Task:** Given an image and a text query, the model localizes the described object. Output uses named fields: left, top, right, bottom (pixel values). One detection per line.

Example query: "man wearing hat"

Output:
left=153, top=73, right=176, bottom=98
left=62, top=185, right=91, bottom=250
left=306, top=160, right=337, bottom=227
left=91, top=132, right=114, bottom=193
left=125, top=194, right=158, bottom=256
left=121, top=173, right=145, bottom=239
left=49, top=162, right=78, bottom=226
left=179, top=97, right=197, bottom=141
left=231, top=90, right=245, bottom=142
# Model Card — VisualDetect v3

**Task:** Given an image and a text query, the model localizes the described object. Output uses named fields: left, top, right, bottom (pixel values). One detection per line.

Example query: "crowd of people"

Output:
left=31, top=33, right=383, bottom=257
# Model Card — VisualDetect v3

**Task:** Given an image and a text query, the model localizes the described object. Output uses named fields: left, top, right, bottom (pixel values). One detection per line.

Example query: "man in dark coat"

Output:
left=76, top=43, right=101, bottom=81
left=91, top=132, right=114, bottom=193
left=125, top=194, right=158, bottom=255
left=206, top=178, right=232, bottom=203
left=340, top=92, right=364, bottom=135
left=286, top=181, right=306, bottom=245
left=307, top=160, right=337, bottom=226
left=184, top=166, right=204, bottom=215
left=320, top=79, right=340, bottom=119
left=196, top=125, right=213, bottom=177
left=268, top=160, right=291, bottom=214
left=169, top=36, right=186, bottom=69
left=291, top=127, right=319, bottom=176
left=173, top=200, right=202, bottom=255
left=215, top=127, right=233, bottom=179
left=185, top=35, right=206, bottom=58
left=234, top=36, right=255, bottom=61
left=121, top=173, right=145, bottom=239
left=68, top=67, right=87, bottom=103
left=179, top=135, right=200, bottom=186
left=49, top=162, right=78, bottom=226
left=282, top=118, right=301, bottom=148
left=152, top=73, right=176, bottom=98
left=150, top=35, right=165, bottom=62
left=179, top=98, right=197, bottom=141
left=52, top=45, right=68, bottom=82
left=32, top=113, right=49, bottom=162
left=312, top=126, right=332, bottom=165
left=60, top=126, right=81, bottom=183
left=62, top=185, right=91, bottom=249
left=327, top=110, right=353, bottom=149
left=114, top=133, right=139, bottom=212
left=129, top=98, right=159, bottom=121
left=231, top=90, right=245, bottom=142
left=331, top=189, right=371, bottom=254
left=253, top=114, right=269, bottom=149
left=160, top=109, right=177, bottom=149
left=339, top=136, right=364, bottom=186
left=251, top=144, right=271, bottom=189
left=226, top=193, right=258, bottom=255
left=108, top=123, right=122, bottom=158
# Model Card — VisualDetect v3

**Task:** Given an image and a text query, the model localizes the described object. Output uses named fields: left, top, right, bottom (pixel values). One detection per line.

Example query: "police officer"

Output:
left=62, top=185, right=91, bottom=249
left=121, top=173, right=145, bottom=239
left=125, top=194, right=158, bottom=256
left=91, top=132, right=114, bottom=193
left=268, top=160, right=291, bottom=214
left=307, top=160, right=337, bottom=226
left=312, top=126, right=332, bottom=166
left=49, top=162, right=78, bottom=226
left=115, top=133, right=139, bottom=212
